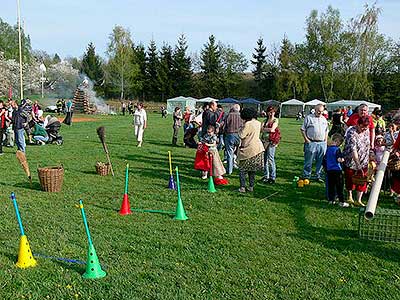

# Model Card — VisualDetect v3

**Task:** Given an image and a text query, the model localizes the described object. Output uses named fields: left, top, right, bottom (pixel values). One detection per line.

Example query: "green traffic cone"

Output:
left=174, top=195, right=188, bottom=221
left=208, top=176, right=217, bottom=193
left=82, top=243, right=107, bottom=279
left=174, top=166, right=188, bottom=221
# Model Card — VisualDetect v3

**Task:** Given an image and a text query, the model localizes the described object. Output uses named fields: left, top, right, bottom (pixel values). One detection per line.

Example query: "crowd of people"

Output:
left=120, top=100, right=139, bottom=116
left=301, top=103, right=400, bottom=207
left=0, top=98, right=65, bottom=155
left=148, top=101, right=400, bottom=204
left=4, top=97, right=399, bottom=206
left=155, top=101, right=281, bottom=191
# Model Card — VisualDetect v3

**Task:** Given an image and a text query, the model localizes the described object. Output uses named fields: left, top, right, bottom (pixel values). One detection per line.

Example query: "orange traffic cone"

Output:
left=119, top=164, right=131, bottom=215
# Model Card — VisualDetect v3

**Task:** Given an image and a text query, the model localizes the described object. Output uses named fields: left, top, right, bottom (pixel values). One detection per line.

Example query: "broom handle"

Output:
left=103, top=143, right=115, bottom=176
left=79, top=200, right=93, bottom=245
left=106, top=152, right=114, bottom=176
left=10, top=193, right=25, bottom=236
left=168, top=151, right=173, bottom=175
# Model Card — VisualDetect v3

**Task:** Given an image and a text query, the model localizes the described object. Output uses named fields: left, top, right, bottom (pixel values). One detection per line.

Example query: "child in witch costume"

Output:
left=200, top=125, right=228, bottom=185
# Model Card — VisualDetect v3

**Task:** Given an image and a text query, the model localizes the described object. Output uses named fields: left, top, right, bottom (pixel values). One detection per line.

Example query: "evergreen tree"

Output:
left=251, top=37, right=267, bottom=82
left=145, top=39, right=160, bottom=101
left=172, top=34, right=192, bottom=96
left=81, top=42, right=104, bottom=94
left=132, top=43, right=147, bottom=100
left=275, top=36, right=301, bottom=100
left=158, top=44, right=174, bottom=101
left=200, top=35, right=223, bottom=97
left=251, top=37, right=267, bottom=99
left=53, top=53, right=61, bottom=64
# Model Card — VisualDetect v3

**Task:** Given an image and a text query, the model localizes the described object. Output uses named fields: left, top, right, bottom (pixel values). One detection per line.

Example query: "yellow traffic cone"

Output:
left=16, top=235, right=37, bottom=268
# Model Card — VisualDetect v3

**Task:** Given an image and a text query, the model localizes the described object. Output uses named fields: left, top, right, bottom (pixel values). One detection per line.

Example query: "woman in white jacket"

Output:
left=133, top=103, right=147, bottom=147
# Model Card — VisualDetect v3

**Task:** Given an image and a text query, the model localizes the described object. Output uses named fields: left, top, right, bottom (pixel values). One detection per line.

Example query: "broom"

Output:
left=16, top=150, right=32, bottom=186
left=96, top=126, right=114, bottom=176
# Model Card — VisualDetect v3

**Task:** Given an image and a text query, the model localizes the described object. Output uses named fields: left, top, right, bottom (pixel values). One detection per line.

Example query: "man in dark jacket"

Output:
left=11, top=100, right=27, bottom=152
left=201, top=101, right=218, bottom=137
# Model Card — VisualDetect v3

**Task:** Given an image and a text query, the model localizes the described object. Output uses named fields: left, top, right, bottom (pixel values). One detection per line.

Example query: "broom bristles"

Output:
left=16, top=150, right=31, bottom=178
left=96, top=126, right=106, bottom=144
left=96, top=126, right=107, bottom=153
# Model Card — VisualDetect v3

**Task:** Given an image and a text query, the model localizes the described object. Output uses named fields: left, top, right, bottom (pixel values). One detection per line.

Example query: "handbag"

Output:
left=269, top=127, right=281, bottom=145
left=194, top=143, right=210, bottom=171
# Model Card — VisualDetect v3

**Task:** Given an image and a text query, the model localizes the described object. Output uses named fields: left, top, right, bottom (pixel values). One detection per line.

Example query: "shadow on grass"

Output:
left=79, top=170, right=98, bottom=175
left=146, top=139, right=177, bottom=147
left=0, top=181, right=43, bottom=192
left=53, top=258, right=86, bottom=274
left=287, top=201, right=400, bottom=263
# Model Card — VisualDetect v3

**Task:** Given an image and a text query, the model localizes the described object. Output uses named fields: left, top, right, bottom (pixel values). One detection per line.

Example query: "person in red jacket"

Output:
left=346, top=104, right=375, bottom=149
left=391, top=134, right=400, bottom=203
left=0, top=101, right=7, bottom=155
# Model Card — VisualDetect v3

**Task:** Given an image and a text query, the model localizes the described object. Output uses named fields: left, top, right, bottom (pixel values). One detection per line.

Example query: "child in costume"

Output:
left=374, top=135, right=386, bottom=165
left=200, top=125, right=228, bottom=185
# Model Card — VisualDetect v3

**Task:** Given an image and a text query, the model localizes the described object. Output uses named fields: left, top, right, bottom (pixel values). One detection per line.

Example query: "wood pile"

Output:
left=72, top=87, right=91, bottom=114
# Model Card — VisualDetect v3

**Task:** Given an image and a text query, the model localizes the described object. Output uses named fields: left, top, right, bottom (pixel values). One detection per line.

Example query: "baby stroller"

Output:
left=45, top=116, right=63, bottom=145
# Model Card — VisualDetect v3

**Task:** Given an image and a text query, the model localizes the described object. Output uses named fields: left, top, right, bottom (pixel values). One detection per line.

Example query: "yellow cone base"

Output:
left=82, top=244, right=107, bottom=279
left=16, top=235, right=37, bottom=269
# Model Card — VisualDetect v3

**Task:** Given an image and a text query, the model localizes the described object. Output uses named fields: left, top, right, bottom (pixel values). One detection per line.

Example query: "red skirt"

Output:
left=392, top=172, right=400, bottom=194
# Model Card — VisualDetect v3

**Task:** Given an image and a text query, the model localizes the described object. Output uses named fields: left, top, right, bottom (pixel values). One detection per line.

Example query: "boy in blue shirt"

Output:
left=324, top=133, right=349, bottom=207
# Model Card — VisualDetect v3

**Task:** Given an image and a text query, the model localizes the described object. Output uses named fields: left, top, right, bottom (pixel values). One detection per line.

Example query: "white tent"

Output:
left=196, top=97, right=219, bottom=104
left=279, top=99, right=305, bottom=117
left=326, top=100, right=381, bottom=114
left=166, top=96, right=197, bottom=114
left=304, top=99, right=326, bottom=114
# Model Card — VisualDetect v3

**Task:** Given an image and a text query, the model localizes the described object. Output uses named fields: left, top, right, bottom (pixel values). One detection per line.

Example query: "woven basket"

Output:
left=95, top=162, right=111, bottom=176
left=37, top=166, right=64, bottom=192
left=388, top=158, right=400, bottom=171
left=352, top=174, right=368, bottom=185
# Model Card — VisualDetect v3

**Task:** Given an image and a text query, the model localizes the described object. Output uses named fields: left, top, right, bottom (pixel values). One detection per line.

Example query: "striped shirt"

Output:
left=223, top=111, right=243, bottom=134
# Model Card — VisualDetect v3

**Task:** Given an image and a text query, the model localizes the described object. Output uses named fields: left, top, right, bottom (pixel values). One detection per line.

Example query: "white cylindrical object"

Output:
left=17, top=0, right=24, bottom=99
left=365, top=150, right=390, bottom=220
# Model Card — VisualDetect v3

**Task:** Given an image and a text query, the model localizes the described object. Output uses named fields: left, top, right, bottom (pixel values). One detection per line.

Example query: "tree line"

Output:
left=0, top=4, right=399, bottom=109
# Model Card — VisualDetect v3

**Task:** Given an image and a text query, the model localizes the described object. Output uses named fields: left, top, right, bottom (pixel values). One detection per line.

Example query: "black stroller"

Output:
left=45, top=116, right=63, bottom=145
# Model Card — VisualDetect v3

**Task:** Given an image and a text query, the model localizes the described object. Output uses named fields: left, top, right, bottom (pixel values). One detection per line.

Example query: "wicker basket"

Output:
left=95, top=162, right=111, bottom=176
left=388, top=157, right=400, bottom=171
left=352, top=170, right=368, bottom=185
left=37, top=166, right=64, bottom=192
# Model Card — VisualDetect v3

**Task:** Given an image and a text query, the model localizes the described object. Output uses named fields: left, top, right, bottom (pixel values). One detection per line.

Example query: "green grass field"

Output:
left=1, top=114, right=399, bottom=300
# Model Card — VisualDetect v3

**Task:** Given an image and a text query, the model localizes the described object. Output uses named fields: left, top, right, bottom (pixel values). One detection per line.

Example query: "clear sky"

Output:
left=2, top=0, right=399, bottom=64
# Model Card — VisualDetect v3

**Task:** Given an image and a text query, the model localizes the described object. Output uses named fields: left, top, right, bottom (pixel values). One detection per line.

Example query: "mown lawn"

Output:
left=0, top=113, right=399, bottom=300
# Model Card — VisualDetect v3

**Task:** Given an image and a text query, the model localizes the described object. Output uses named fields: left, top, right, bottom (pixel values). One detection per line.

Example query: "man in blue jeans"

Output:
left=11, top=100, right=27, bottom=152
left=300, top=104, right=328, bottom=182
left=222, top=104, right=243, bottom=175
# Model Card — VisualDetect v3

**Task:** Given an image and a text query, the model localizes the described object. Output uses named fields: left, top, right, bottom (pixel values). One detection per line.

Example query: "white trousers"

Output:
left=134, top=125, right=144, bottom=142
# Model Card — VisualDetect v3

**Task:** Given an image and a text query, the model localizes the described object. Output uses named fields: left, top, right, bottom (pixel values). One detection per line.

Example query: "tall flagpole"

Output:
left=17, top=0, right=24, bottom=100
